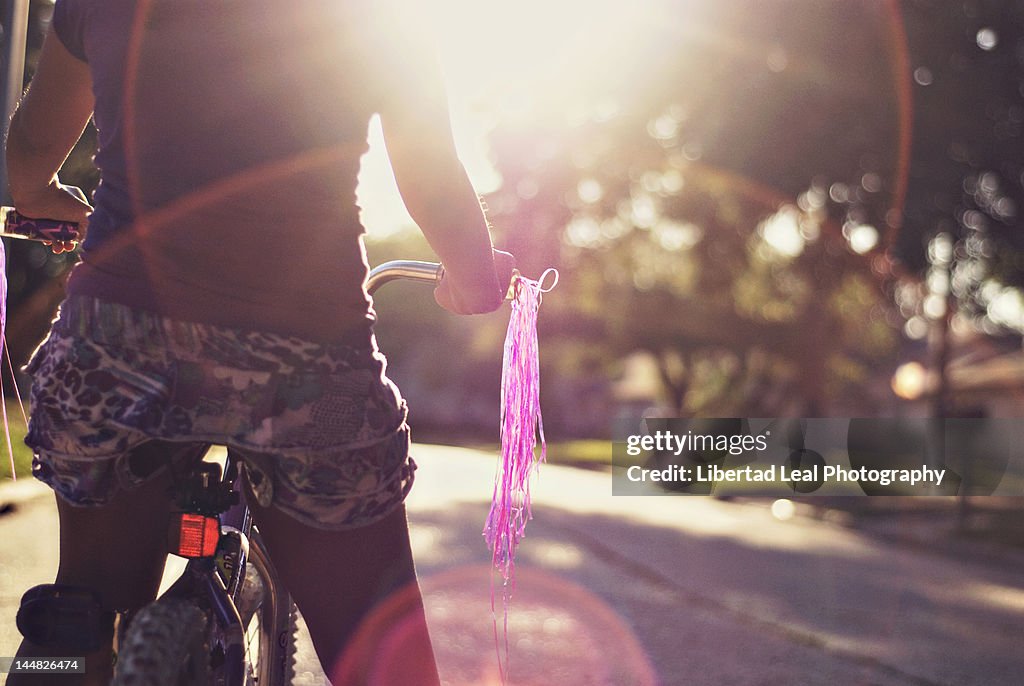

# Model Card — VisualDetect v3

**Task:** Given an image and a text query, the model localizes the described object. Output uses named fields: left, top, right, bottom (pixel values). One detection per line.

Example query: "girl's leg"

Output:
left=10, top=443, right=185, bottom=686
left=248, top=500, right=441, bottom=686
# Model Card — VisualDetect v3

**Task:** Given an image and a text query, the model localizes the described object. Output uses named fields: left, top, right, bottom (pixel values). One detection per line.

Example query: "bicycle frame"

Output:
left=154, top=456, right=251, bottom=685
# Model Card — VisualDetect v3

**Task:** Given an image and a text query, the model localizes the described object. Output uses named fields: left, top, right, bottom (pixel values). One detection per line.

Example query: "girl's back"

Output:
left=60, top=0, right=400, bottom=341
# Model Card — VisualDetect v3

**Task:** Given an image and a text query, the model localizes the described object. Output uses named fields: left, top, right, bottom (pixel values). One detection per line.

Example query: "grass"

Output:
left=0, top=415, right=619, bottom=481
left=543, top=439, right=612, bottom=468
left=0, top=400, right=33, bottom=480
left=459, top=439, right=613, bottom=469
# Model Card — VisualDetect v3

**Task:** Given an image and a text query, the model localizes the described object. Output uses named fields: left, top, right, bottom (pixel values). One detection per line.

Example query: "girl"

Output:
left=7, top=1, right=514, bottom=683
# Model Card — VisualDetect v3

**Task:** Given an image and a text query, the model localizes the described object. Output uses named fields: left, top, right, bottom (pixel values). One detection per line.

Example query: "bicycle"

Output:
left=2, top=212, right=444, bottom=685
left=111, top=259, right=443, bottom=686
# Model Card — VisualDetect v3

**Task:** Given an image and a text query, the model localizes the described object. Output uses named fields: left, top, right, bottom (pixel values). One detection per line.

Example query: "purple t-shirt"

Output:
left=52, top=0, right=403, bottom=342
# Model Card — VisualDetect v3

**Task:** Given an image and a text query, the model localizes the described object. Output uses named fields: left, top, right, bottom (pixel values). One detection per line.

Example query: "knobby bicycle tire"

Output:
left=240, top=529, right=298, bottom=686
left=112, top=530, right=297, bottom=686
left=112, top=598, right=211, bottom=686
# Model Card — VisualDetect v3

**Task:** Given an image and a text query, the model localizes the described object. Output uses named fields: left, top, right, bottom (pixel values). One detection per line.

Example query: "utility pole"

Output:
left=1, top=0, right=31, bottom=203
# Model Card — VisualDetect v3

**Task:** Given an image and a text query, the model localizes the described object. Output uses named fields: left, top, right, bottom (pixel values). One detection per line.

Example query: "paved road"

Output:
left=3, top=444, right=1024, bottom=685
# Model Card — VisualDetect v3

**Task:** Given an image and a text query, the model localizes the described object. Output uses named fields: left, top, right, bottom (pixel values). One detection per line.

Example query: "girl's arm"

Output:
left=376, top=17, right=513, bottom=315
left=5, top=26, right=94, bottom=249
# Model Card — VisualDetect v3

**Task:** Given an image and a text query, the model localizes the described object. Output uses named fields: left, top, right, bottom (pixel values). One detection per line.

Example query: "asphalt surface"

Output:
left=3, top=444, right=1024, bottom=685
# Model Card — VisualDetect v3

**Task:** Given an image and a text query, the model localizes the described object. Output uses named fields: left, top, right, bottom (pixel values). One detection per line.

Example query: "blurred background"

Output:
left=3, top=0, right=1024, bottom=461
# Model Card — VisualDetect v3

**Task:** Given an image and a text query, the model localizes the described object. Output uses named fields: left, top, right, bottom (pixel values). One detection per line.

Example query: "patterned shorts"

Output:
left=24, top=296, right=415, bottom=530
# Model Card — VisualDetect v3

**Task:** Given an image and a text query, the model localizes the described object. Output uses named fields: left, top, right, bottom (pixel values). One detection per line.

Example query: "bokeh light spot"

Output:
left=892, top=361, right=928, bottom=400
left=771, top=498, right=796, bottom=521
left=577, top=178, right=604, bottom=204
left=760, top=206, right=805, bottom=258
left=904, top=316, right=929, bottom=340
left=976, top=27, right=998, bottom=51
left=848, top=224, right=879, bottom=254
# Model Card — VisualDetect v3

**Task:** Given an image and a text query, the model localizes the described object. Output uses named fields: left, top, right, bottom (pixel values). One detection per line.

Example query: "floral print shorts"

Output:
left=24, top=296, right=415, bottom=530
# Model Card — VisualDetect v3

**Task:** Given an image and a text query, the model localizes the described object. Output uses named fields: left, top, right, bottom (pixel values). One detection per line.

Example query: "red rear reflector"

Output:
left=175, top=513, right=220, bottom=558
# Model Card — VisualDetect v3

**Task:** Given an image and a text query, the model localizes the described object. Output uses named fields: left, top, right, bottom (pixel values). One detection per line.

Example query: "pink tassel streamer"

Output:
left=0, top=238, right=16, bottom=482
left=484, top=267, right=557, bottom=679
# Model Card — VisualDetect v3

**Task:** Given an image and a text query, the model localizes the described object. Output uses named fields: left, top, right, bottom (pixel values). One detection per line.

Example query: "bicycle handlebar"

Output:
left=365, top=260, right=443, bottom=296
left=0, top=206, right=81, bottom=242
left=1, top=210, right=505, bottom=301
left=367, top=260, right=523, bottom=301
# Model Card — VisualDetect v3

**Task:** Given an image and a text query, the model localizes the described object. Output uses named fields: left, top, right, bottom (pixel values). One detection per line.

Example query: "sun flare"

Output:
left=357, top=0, right=660, bottom=237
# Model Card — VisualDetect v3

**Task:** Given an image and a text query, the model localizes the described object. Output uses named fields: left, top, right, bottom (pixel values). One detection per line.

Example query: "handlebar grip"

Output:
left=0, top=207, right=81, bottom=242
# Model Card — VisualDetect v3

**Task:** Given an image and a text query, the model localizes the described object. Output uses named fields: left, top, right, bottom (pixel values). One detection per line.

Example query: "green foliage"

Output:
left=543, top=440, right=612, bottom=467
left=893, top=1, right=1024, bottom=336
left=0, top=401, right=33, bottom=480
left=484, top=0, right=922, bottom=416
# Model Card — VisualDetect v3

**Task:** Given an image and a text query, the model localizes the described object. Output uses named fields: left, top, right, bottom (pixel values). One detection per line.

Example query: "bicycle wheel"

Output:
left=112, top=598, right=211, bottom=686
left=236, top=528, right=297, bottom=686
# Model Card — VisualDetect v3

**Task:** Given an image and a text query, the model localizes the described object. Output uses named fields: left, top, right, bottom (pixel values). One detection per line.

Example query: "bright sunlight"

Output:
left=357, top=0, right=670, bottom=236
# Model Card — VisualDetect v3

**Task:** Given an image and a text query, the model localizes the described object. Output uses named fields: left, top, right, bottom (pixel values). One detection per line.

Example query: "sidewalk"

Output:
left=754, top=495, right=1024, bottom=573
left=3, top=445, right=1024, bottom=685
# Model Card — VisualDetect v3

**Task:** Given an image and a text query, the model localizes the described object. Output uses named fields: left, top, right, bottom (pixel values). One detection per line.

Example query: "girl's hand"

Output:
left=434, top=249, right=516, bottom=315
left=16, top=181, right=92, bottom=253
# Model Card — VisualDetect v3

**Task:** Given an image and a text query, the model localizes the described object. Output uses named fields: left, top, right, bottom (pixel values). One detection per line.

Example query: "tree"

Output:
left=486, top=0, right=907, bottom=416
left=896, top=0, right=1024, bottom=330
